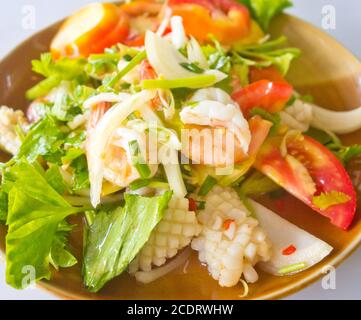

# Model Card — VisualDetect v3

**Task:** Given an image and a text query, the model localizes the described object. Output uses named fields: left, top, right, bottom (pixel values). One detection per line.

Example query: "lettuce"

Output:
left=83, top=191, right=172, bottom=292
left=238, top=0, right=293, bottom=30
left=5, top=161, right=84, bottom=289
left=49, top=221, right=77, bottom=270
left=26, top=53, right=87, bottom=100
left=16, top=116, right=67, bottom=164
left=232, top=36, right=300, bottom=76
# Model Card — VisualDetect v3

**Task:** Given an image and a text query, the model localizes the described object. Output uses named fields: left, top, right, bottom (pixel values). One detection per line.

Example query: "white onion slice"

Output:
left=134, top=248, right=191, bottom=284
left=187, top=37, right=209, bottom=69
left=170, top=16, right=188, bottom=49
left=145, top=31, right=193, bottom=79
left=87, top=90, right=155, bottom=207
left=83, top=92, right=130, bottom=110
left=145, top=31, right=227, bottom=82
left=310, top=103, right=361, bottom=134
left=250, top=200, right=333, bottom=275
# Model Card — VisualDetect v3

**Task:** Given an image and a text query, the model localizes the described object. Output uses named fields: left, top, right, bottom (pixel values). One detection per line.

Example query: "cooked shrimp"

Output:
left=86, top=100, right=157, bottom=193
left=180, top=89, right=251, bottom=167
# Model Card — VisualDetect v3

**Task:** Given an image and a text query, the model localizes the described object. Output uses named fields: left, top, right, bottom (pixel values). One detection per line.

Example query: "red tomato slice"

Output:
left=254, top=135, right=356, bottom=230
left=249, top=66, right=287, bottom=83
left=247, top=115, right=273, bottom=156
left=51, top=3, right=129, bottom=58
left=232, top=80, right=293, bottom=118
left=169, top=0, right=250, bottom=44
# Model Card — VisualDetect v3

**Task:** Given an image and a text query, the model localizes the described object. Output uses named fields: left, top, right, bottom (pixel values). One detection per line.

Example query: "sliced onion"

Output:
left=145, top=31, right=227, bottom=82
left=145, top=30, right=193, bottom=79
left=156, top=6, right=172, bottom=36
left=87, top=90, right=155, bottom=207
left=158, top=89, right=175, bottom=120
left=170, top=16, right=188, bottom=49
left=310, top=103, right=361, bottom=134
left=83, top=92, right=130, bottom=110
left=187, top=37, right=209, bottom=68
left=134, top=248, right=191, bottom=284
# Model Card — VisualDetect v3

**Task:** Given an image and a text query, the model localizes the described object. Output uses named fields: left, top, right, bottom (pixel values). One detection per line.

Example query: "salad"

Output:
left=1, top=0, right=361, bottom=295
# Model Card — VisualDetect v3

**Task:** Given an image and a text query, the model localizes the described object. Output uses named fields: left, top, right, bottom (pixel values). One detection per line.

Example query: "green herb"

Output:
left=278, top=262, right=307, bottom=275
left=123, top=54, right=132, bottom=61
left=238, top=0, right=293, bottom=31
left=305, top=127, right=333, bottom=145
left=70, top=154, right=90, bottom=191
left=312, top=191, right=351, bottom=210
left=305, top=127, right=361, bottom=164
left=172, top=88, right=194, bottom=109
left=45, top=165, right=68, bottom=194
left=180, top=62, right=204, bottom=74
left=26, top=53, right=87, bottom=100
left=141, top=74, right=217, bottom=89
left=86, top=53, right=121, bottom=79
left=0, top=189, right=8, bottom=222
left=238, top=171, right=280, bottom=197
left=233, top=36, right=300, bottom=76
left=5, top=161, right=84, bottom=289
left=129, top=140, right=152, bottom=179
left=83, top=191, right=172, bottom=292
left=202, top=36, right=231, bottom=73
left=106, top=50, right=146, bottom=88
left=16, top=116, right=67, bottom=164
left=198, top=175, right=217, bottom=196
left=49, top=221, right=77, bottom=270
left=250, top=108, right=281, bottom=136
left=196, top=200, right=206, bottom=210
left=299, top=93, right=314, bottom=103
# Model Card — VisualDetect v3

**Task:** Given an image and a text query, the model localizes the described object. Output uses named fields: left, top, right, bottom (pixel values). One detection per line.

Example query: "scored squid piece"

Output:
left=129, top=196, right=202, bottom=273
left=191, top=186, right=272, bottom=287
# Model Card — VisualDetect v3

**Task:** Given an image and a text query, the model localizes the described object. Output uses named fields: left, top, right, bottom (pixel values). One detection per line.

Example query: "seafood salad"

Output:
left=1, top=0, right=361, bottom=296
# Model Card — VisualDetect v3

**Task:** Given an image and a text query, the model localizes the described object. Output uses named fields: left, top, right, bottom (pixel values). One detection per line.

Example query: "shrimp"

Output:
left=86, top=100, right=157, bottom=192
left=180, top=89, right=251, bottom=167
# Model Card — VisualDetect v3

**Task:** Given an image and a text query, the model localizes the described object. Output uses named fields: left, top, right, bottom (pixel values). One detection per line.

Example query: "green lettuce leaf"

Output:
left=232, top=36, right=300, bottom=76
left=16, top=116, right=67, bottom=164
left=0, top=189, right=8, bottom=222
left=45, top=165, right=68, bottom=194
left=5, top=161, right=83, bottom=289
left=83, top=191, right=172, bottom=292
left=238, top=0, right=293, bottom=30
left=26, top=53, right=87, bottom=100
left=49, top=221, right=77, bottom=270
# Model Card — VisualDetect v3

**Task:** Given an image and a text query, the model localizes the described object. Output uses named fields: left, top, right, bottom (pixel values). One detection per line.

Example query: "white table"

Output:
left=0, top=0, right=360, bottom=300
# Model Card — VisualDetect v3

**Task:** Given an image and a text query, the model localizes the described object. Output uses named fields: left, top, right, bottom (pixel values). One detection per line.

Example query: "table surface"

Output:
left=0, top=0, right=360, bottom=300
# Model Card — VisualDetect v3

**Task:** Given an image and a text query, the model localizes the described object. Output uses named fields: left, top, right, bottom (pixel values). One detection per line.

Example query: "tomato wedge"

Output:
left=232, top=80, right=293, bottom=118
left=249, top=66, right=287, bottom=83
left=254, top=135, right=356, bottom=230
left=247, top=115, right=273, bottom=156
left=51, top=3, right=129, bottom=58
left=121, top=0, right=163, bottom=47
left=169, top=0, right=251, bottom=44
